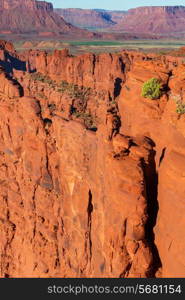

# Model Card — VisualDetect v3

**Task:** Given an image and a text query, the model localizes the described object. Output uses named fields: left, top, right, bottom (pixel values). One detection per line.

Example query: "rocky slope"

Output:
left=0, top=41, right=185, bottom=277
left=0, top=0, right=95, bottom=37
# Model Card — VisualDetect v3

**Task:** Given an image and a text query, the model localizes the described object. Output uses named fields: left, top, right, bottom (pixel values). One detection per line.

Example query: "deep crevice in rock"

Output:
left=159, top=147, right=166, bottom=167
left=87, top=190, right=93, bottom=262
left=114, top=77, right=123, bottom=98
left=141, top=142, right=162, bottom=277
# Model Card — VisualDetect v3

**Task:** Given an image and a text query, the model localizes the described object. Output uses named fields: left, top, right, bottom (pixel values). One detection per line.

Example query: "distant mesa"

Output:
left=55, top=8, right=115, bottom=29
left=113, top=6, right=185, bottom=35
left=0, top=0, right=97, bottom=38
left=1, top=2, right=185, bottom=39
left=55, top=6, right=185, bottom=37
left=55, top=8, right=126, bottom=30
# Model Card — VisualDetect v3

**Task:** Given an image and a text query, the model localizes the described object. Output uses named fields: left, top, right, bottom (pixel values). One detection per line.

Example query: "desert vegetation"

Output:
left=30, top=72, right=91, bottom=101
left=176, top=102, right=185, bottom=114
left=172, top=95, right=185, bottom=115
left=142, top=78, right=162, bottom=100
left=71, top=110, right=97, bottom=130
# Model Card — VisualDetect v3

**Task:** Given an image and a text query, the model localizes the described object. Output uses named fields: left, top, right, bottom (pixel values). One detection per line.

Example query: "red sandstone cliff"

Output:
left=0, top=41, right=185, bottom=277
left=55, top=8, right=116, bottom=29
left=0, top=0, right=96, bottom=37
left=56, top=6, right=185, bottom=37
left=113, top=6, right=185, bottom=35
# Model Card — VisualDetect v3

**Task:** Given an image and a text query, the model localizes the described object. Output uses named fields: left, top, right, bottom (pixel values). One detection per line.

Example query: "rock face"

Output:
left=114, top=6, right=185, bottom=35
left=0, top=69, right=22, bottom=97
left=0, top=0, right=95, bottom=37
left=56, top=6, right=185, bottom=37
left=106, top=10, right=127, bottom=24
left=55, top=8, right=119, bottom=29
left=0, top=41, right=185, bottom=278
left=55, top=8, right=128, bottom=30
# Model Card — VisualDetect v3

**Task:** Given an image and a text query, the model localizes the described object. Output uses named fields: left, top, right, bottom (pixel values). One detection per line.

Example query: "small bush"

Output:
left=72, top=109, right=97, bottom=130
left=176, top=102, right=185, bottom=115
left=57, top=81, right=91, bottom=102
left=110, top=100, right=116, bottom=105
left=142, top=78, right=162, bottom=100
left=48, top=103, right=56, bottom=112
left=172, top=95, right=185, bottom=115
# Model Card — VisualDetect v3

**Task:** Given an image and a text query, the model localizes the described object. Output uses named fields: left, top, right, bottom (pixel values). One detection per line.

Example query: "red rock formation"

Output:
left=0, top=0, right=96, bottom=38
left=106, top=10, right=127, bottom=24
left=55, top=8, right=116, bottom=29
left=0, top=68, right=22, bottom=97
left=116, top=52, right=185, bottom=277
left=55, top=6, right=185, bottom=37
left=0, top=41, right=185, bottom=278
left=113, top=6, right=185, bottom=36
left=0, top=39, right=15, bottom=52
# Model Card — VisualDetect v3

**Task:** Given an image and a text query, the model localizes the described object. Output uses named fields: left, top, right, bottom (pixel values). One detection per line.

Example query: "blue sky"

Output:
left=51, top=0, right=185, bottom=10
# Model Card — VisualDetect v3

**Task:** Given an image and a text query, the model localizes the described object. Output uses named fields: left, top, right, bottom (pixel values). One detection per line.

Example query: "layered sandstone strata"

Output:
left=113, top=6, right=185, bottom=35
left=0, top=0, right=95, bottom=37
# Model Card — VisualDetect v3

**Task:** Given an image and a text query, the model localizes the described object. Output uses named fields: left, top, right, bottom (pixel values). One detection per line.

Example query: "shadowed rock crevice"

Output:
left=6, top=73, right=24, bottom=97
left=0, top=67, right=24, bottom=97
left=114, top=77, right=123, bottom=98
left=140, top=139, right=162, bottom=277
left=119, top=262, right=132, bottom=278
left=87, top=190, right=93, bottom=262
left=0, top=52, right=26, bottom=74
left=159, top=147, right=166, bottom=167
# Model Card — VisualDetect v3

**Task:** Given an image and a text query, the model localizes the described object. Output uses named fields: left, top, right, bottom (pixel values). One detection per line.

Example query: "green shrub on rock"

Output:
left=142, top=78, right=162, bottom=100
left=176, top=102, right=185, bottom=115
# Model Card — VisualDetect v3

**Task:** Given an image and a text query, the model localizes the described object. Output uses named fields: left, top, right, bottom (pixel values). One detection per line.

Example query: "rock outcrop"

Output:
left=56, top=6, right=185, bottom=37
left=54, top=8, right=128, bottom=30
left=55, top=8, right=116, bottom=29
left=0, top=0, right=96, bottom=37
left=0, top=41, right=185, bottom=277
left=113, top=6, right=185, bottom=36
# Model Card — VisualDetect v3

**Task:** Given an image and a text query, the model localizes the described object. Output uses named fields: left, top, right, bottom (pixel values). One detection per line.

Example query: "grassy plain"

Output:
left=10, top=38, right=185, bottom=55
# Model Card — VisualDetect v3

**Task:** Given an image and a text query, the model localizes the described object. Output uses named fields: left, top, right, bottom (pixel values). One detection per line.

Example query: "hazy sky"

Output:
left=51, top=0, right=185, bottom=10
